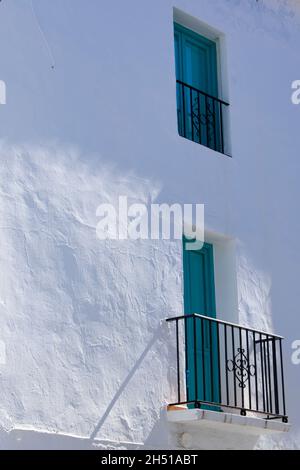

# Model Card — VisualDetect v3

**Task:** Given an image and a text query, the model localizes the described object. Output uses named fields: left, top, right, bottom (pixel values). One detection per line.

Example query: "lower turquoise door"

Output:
left=183, top=238, right=220, bottom=408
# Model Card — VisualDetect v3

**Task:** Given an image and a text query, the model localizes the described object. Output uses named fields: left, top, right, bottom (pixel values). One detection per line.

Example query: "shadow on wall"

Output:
left=0, top=142, right=168, bottom=449
left=89, top=325, right=163, bottom=442
left=89, top=323, right=176, bottom=449
left=0, top=324, right=174, bottom=450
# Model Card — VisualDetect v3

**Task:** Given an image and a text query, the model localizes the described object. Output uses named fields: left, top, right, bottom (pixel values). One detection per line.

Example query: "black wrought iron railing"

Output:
left=166, top=314, right=288, bottom=422
left=176, top=80, right=229, bottom=155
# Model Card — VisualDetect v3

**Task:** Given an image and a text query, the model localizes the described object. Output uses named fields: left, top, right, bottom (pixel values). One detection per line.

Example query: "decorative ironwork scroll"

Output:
left=227, top=348, right=256, bottom=389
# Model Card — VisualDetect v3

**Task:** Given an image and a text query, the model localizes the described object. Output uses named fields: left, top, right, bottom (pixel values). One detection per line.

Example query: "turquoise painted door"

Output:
left=175, top=23, right=218, bottom=95
left=174, top=23, right=221, bottom=149
left=183, top=238, right=220, bottom=408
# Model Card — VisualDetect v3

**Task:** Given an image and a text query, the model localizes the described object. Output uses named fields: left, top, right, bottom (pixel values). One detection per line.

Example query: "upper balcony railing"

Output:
left=166, top=314, right=288, bottom=423
left=176, top=80, right=230, bottom=155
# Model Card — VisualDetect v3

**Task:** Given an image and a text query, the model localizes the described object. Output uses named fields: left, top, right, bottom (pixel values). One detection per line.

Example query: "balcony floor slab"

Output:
left=167, top=407, right=291, bottom=450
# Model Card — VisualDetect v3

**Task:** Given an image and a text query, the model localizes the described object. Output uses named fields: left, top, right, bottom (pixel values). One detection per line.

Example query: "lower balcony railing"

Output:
left=166, top=314, right=288, bottom=423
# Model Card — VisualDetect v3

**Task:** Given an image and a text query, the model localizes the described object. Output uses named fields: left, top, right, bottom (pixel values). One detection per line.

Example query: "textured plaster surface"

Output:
left=0, top=0, right=299, bottom=449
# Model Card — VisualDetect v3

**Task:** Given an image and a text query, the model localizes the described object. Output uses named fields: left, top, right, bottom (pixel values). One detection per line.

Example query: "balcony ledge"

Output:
left=167, top=407, right=291, bottom=450
left=167, top=407, right=290, bottom=434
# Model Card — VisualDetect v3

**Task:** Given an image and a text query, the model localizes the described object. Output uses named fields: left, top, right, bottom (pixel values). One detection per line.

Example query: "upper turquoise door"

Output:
left=174, top=23, right=222, bottom=150
left=183, top=238, right=220, bottom=408
left=175, top=23, right=218, bottom=96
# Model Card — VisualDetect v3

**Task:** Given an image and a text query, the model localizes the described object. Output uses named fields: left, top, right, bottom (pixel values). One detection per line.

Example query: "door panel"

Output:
left=183, top=238, right=220, bottom=408
left=174, top=23, right=220, bottom=149
left=174, top=23, right=218, bottom=95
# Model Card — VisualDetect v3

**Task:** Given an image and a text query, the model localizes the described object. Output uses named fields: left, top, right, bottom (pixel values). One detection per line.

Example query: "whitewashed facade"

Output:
left=0, top=0, right=299, bottom=450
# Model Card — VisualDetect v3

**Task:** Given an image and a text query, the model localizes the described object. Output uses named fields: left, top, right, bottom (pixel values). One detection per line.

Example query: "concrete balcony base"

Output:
left=167, top=407, right=291, bottom=450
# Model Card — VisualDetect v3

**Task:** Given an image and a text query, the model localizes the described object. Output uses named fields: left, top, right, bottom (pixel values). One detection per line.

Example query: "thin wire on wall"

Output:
left=30, top=0, right=55, bottom=70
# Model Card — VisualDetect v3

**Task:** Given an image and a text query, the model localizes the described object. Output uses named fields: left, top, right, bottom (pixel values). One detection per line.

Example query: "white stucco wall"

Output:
left=0, top=0, right=299, bottom=449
